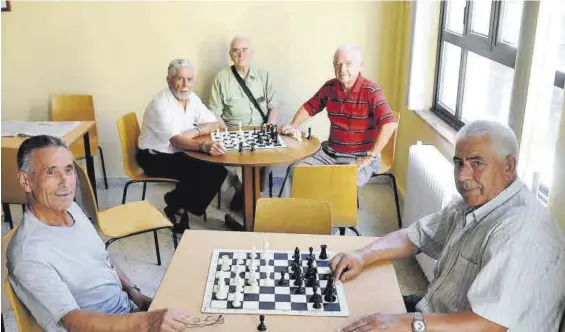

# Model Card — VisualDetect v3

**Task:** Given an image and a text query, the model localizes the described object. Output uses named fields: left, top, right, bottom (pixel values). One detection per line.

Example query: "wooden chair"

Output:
left=116, top=112, right=179, bottom=204
left=2, top=226, right=43, bottom=332
left=75, top=161, right=177, bottom=266
left=254, top=198, right=332, bottom=235
left=291, top=165, right=359, bottom=236
left=369, top=111, right=402, bottom=229
left=50, top=94, right=108, bottom=189
left=1, top=147, right=27, bottom=230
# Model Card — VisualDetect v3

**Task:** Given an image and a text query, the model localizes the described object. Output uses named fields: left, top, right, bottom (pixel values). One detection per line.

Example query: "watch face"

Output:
left=413, top=321, right=426, bottom=331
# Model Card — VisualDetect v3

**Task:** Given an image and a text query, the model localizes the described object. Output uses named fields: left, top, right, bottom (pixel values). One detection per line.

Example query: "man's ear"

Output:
left=18, top=170, right=32, bottom=193
left=504, top=155, right=517, bottom=179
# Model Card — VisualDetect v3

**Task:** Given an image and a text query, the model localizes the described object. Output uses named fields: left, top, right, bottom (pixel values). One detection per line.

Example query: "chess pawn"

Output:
left=215, top=279, right=228, bottom=300
left=250, top=277, right=260, bottom=293
left=221, top=255, right=231, bottom=272
left=236, top=252, right=245, bottom=265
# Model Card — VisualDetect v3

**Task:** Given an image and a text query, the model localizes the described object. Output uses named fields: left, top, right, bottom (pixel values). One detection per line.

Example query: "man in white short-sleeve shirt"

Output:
left=137, top=59, right=227, bottom=231
left=329, top=120, right=565, bottom=332
left=7, top=135, right=191, bottom=332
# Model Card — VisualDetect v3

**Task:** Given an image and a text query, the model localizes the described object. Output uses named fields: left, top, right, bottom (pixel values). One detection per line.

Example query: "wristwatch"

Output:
left=412, top=312, right=427, bottom=332
left=125, top=285, right=141, bottom=293
left=198, top=142, right=205, bottom=153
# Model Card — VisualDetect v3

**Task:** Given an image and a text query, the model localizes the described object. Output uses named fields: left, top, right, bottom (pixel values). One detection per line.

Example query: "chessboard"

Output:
left=210, top=128, right=287, bottom=151
left=201, top=247, right=349, bottom=317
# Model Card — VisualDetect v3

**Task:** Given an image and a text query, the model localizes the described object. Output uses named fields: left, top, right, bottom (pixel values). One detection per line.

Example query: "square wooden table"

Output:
left=150, top=230, right=406, bottom=331
left=1, top=121, right=98, bottom=203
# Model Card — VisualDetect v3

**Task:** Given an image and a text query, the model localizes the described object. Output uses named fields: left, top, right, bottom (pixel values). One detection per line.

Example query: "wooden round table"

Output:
left=186, top=130, right=320, bottom=231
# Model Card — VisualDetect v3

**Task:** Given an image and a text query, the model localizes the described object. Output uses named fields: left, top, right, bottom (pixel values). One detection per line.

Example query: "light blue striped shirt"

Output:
left=407, top=179, right=565, bottom=331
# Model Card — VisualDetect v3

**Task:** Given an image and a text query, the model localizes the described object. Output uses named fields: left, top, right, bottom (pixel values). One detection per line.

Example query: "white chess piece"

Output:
left=215, top=279, right=228, bottom=300
left=232, top=291, right=243, bottom=307
left=236, top=251, right=244, bottom=265
left=238, top=122, right=243, bottom=132
left=251, top=245, right=257, bottom=259
left=250, top=277, right=260, bottom=293
left=261, top=237, right=270, bottom=259
left=294, top=130, right=303, bottom=142
left=221, top=255, right=231, bottom=272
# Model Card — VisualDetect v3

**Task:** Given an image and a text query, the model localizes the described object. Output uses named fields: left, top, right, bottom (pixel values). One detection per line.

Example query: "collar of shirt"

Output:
left=245, top=65, right=258, bottom=81
left=464, top=178, right=524, bottom=226
left=164, top=88, right=192, bottom=112
left=336, top=74, right=365, bottom=97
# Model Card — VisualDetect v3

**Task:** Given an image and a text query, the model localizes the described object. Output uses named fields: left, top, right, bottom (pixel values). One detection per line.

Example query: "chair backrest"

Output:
left=379, top=111, right=401, bottom=173
left=74, top=161, right=100, bottom=226
left=5, top=279, right=43, bottom=332
left=116, top=112, right=144, bottom=179
left=291, top=165, right=357, bottom=227
left=254, top=198, right=332, bottom=235
left=1, top=147, right=27, bottom=204
left=2, top=227, right=42, bottom=331
left=50, top=94, right=98, bottom=157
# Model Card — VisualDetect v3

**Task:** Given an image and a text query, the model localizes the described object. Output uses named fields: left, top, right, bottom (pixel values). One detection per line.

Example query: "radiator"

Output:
left=402, top=142, right=459, bottom=282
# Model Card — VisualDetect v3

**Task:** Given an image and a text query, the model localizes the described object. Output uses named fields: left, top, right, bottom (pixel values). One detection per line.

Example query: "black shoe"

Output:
left=230, top=190, right=244, bottom=211
left=165, top=206, right=190, bottom=234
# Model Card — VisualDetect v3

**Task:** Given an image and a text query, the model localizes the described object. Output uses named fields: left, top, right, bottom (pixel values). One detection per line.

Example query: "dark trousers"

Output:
left=137, top=149, right=227, bottom=216
left=403, top=294, right=423, bottom=313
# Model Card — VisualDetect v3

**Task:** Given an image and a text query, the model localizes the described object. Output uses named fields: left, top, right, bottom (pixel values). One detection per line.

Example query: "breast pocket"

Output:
left=440, top=253, right=479, bottom=310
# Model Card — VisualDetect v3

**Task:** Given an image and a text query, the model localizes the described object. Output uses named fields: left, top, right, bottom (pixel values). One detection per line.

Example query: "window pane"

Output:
left=470, top=0, right=491, bottom=36
left=461, top=52, right=514, bottom=124
left=499, top=0, right=524, bottom=47
left=445, top=0, right=466, bottom=35
left=540, top=87, right=564, bottom=187
left=558, top=9, right=565, bottom=72
left=438, top=42, right=462, bottom=113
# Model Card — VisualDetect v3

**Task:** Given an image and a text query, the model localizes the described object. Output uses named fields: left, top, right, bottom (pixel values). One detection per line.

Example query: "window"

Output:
left=432, top=0, right=524, bottom=128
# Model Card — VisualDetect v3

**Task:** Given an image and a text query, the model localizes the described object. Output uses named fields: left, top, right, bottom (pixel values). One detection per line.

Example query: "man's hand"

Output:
left=128, top=289, right=152, bottom=311
left=329, top=250, right=365, bottom=282
left=204, top=142, right=226, bottom=156
left=355, top=156, right=375, bottom=169
left=147, top=308, right=191, bottom=332
left=340, top=313, right=410, bottom=332
left=280, top=124, right=298, bottom=136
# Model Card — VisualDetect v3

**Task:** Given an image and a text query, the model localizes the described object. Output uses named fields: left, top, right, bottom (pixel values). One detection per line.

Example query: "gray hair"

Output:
left=167, top=59, right=194, bottom=79
left=334, top=44, right=363, bottom=64
left=230, top=35, right=252, bottom=50
left=17, top=135, right=69, bottom=174
left=455, top=120, right=519, bottom=161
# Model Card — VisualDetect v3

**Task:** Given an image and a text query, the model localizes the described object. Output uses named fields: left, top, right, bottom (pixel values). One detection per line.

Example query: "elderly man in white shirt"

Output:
left=330, top=120, right=565, bottom=332
left=138, top=59, right=227, bottom=232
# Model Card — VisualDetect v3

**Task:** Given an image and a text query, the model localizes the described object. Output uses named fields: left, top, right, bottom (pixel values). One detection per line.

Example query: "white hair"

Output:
left=334, top=44, right=363, bottom=63
left=230, top=35, right=252, bottom=50
left=456, top=120, right=519, bottom=161
left=167, top=59, right=194, bottom=78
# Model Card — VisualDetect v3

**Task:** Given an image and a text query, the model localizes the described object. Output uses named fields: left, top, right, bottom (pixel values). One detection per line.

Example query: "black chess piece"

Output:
left=293, top=247, right=300, bottom=260
left=257, top=315, right=267, bottom=331
left=296, top=275, right=305, bottom=294
left=306, top=273, right=317, bottom=287
left=310, top=285, right=323, bottom=304
left=313, top=295, right=322, bottom=309
left=278, top=269, right=289, bottom=286
left=308, top=246, right=314, bottom=258
left=307, top=127, right=312, bottom=140
left=239, top=142, right=243, bottom=153
left=319, top=244, right=328, bottom=260
left=293, top=270, right=302, bottom=286
left=324, top=284, right=337, bottom=303
left=250, top=144, right=256, bottom=152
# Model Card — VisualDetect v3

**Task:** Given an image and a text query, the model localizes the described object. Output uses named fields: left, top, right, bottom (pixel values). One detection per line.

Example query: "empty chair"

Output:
left=254, top=198, right=332, bottom=235
left=50, top=94, right=108, bottom=189
left=75, top=161, right=177, bottom=266
left=291, top=165, right=359, bottom=236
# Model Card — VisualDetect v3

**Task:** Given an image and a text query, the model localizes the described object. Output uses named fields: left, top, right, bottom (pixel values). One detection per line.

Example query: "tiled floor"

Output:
left=1, top=174, right=428, bottom=331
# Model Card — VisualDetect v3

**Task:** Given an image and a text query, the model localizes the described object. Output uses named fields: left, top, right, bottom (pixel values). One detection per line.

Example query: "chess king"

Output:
left=208, top=35, right=280, bottom=212
left=280, top=44, right=397, bottom=193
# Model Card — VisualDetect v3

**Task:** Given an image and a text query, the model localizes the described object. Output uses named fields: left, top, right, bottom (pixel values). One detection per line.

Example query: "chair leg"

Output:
left=203, top=211, right=207, bottom=222
left=2, top=313, right=5, bottom=332
left=278, top=166, right=291, bottom=197
left=2, top=203, right=13, bottom=229
left=21, top=204, right=26, bottom=213
left=348, top=227, right=361, bottom=236
left=98, top=146, right=109, bottom=190
left=171, top=228, right=178, bottom=249
left=217, top=190, right=221, bottom=209
left=142, top=182, right=148, bottom=200
left=153, top=231, right=161, bottom=266
left=122, top=180, right=135, bottom=204
left=269, top=172, right=273, bottom=197
left=338, top=227, right=346, bottom=236
left=386, top=173, right=402, bottom=229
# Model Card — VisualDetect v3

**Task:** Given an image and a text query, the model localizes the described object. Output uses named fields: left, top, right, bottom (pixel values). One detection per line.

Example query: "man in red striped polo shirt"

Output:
left=281, top=44, right=398, bottom=188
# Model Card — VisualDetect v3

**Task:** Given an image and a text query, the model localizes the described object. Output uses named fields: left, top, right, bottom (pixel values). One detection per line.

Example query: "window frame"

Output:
left=432, top=0, right=520, bottom=128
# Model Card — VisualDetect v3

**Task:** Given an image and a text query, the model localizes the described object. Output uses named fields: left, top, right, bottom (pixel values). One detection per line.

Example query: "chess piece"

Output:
left=307, top=127, right=312, bottom=140
left=313, top=294, right=322, bottom=309
left=239, top=142, right=243, bottom=153
left=309, top=246, right=314, bottom=259
left=261, top=237, right=270, bottom=259
left=296, top=276, right=305, bottom=294
left=215, top=279, right=228, bottom=300
left=250, top=144, right=256, bottom=152
left=324, top=284, right=337, bottom=303
left=221, top=255, right=231, bottom=272
left=294, top=270, right=303, bottom=286
left=257, top=315, right=267, bottom=331
left=310, top=285, right=322, bottom=303
left=251, top=245, right=258, bottom=259
left=250, top=277, right=260, bottom=293
left=237, top=251, right=245, bottom=265
left=306, top=273, right=317, bottom=287
left=293, top=247, right=300, bottom=260
left=278, top=269, right=289, bottom=286
left=232, top=291, right=243, bottom=307
left=319, top=244, right=328, bottom=260
left=238, top=122, right=243, bottom=133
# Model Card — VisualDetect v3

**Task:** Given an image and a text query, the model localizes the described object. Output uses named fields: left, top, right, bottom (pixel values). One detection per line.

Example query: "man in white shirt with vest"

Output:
left=138, top=59, right=227, bottom=231
left=331, top=120, right=565, bottom=332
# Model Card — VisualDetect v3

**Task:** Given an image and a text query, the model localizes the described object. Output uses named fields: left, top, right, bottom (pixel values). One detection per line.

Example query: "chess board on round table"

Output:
left=211, top=129, right=287, bottom=151
left=201, top=248, right=349, bottom=317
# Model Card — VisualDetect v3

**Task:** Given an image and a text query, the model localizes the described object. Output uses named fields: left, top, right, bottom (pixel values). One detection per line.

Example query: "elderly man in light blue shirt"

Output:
left=7, top=135, right=190, bottom=332
left=330, top=120, right=565, bottom=332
